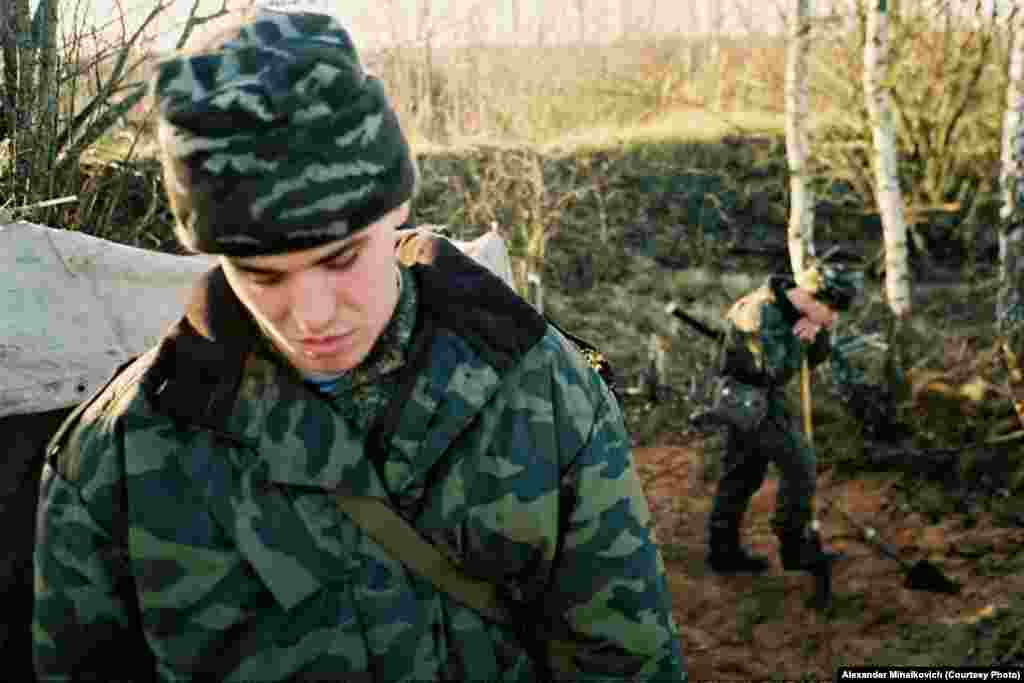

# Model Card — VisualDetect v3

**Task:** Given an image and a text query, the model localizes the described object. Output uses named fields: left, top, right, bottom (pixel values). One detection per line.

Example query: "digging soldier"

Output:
left=698, top=257, right=864, bottom=576
left=33, top=10, right=685, bottom=681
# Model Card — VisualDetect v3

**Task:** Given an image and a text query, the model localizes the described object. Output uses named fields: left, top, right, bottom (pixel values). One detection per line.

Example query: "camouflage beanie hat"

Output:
left=795, top=255, right=862, bottom=312
left=152, top=10, right=416, bottom=256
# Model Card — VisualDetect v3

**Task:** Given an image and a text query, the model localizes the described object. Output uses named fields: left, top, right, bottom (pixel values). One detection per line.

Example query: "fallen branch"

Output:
left=0, top=195, right=77, bottom=224
left=864, top=443, right=962, bottom=472
left=986, top=429, right=1024, bottom=445
left=863, top=435, right=1022, bottom=487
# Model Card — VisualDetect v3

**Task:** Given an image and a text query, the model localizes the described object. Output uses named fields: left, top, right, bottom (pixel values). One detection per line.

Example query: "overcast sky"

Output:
left=67, top=0, right=1016, bottom=55
left=69, top=0, right=793, bottom=54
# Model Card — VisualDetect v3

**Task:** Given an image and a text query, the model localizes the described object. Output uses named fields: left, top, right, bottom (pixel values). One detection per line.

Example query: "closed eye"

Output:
left=234, top=242, right=361, bottom=286
left=249, top=274, right=284, bottom=287
left=327, top=249, right=359, bottom=270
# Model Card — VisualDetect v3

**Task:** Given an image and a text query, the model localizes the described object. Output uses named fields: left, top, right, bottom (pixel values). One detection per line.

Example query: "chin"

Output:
left=297, top=355, right=357, bottom=375
left=300, top=345, right=371, bottom=375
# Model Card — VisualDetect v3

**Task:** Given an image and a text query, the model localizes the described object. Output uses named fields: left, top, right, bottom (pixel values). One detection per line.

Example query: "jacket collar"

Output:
left=226, top=352, right=392, bottom=496
left=221, top=325, right=507, bottom=499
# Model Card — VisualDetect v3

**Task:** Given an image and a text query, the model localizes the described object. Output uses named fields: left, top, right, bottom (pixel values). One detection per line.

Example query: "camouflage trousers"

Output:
left=707, top=398, right=816, bottom=540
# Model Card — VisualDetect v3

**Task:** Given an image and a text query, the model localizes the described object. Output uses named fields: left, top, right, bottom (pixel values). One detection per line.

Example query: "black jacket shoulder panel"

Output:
left=397, top=231, right=547, bottom=372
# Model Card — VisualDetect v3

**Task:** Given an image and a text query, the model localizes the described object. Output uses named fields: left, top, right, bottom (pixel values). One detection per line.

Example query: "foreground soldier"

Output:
left=33, top=11, right=685, bottom=681
left=703, top=258, right=863, bottom=575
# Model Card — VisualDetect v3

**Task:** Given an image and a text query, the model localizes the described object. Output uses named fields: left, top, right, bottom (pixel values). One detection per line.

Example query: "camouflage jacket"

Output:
left=720, top=275, right=861, bottom=393
left=34, top=238, right=685, bottom=682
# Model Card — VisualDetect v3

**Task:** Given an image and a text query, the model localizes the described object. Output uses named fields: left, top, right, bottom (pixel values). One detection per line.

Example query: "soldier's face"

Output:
left=789, top=288, right=838, bottom=328
left=221, top=202, right=410, bottom=375
left=804, top=298, right=837, bottom=328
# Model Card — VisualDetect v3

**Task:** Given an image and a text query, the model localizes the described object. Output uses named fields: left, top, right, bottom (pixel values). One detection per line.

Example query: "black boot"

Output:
left=707, top=527, right=770, bottom=574
left=779, top=528, right=842, bottom=572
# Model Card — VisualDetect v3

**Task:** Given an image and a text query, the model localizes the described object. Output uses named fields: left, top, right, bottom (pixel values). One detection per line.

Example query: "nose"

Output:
left=290, top=270, right=335, bottom=335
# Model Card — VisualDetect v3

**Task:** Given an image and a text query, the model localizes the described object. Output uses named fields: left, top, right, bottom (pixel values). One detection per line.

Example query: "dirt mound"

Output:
left=635, top=439, right=1024, bottom=677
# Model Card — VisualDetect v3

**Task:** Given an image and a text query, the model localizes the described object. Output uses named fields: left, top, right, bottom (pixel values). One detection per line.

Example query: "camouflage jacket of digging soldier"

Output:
left=32, top=10, right=684, bottom=682
left=712, top=266, right=867, bottom=428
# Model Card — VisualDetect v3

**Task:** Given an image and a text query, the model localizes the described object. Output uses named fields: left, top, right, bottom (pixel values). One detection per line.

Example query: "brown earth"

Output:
left=634, top=436, right=1024, bottom=679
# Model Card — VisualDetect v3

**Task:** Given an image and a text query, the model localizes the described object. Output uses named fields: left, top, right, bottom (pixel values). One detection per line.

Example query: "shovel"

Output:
left=801, top=357, right=838, bottom=611
left=833, top=504, right=961, bottom=595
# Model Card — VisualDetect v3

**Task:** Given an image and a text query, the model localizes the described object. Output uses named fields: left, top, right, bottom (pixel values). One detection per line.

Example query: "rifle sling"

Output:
left=350, top=303, right=513, bottom=625
left=331, top=492, right=578, bottom=677
left=331, top=494, right=513, bottom=624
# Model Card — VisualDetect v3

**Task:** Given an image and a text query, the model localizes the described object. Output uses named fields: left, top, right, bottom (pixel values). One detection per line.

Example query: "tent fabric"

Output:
left=1, top=221, right=214, bottom=418
left=450, top=229, right=515, bottom=292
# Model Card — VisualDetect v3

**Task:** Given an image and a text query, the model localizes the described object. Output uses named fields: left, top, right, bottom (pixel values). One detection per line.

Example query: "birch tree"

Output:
left=523, top=152, right=551, bottom=314
left=499, top=150, right=560, bottom=314
left=572, top=0, right=588, bottom=45
left=786, top=0, right=816, bottom=277
left=1, top=0, right=38, bottom=183
left=706, top=2, right=727, bottom=109
left=864, top=0, right=912, bottom=392
left=0, top=1, right=13, bottom=138
left=999, top=7, right=1024, bottom=429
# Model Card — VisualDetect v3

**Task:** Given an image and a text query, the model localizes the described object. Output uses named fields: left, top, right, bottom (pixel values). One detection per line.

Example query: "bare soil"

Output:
left=635, top=436, right=1024, bottom=678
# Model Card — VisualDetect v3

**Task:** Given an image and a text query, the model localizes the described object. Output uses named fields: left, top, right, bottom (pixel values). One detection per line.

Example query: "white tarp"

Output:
left=451, top=228, right=515, bottom=291
left=1, top=221, right=215, bottom=417
left=2, top=221, right=514, bottom=418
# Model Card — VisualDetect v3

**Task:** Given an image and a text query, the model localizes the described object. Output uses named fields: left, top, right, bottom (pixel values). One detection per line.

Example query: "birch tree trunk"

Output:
left=4, top=0, right=34, bottom=182
left=641, top=333, right=669, bottom=401
left=707, top=3, right=726, bottom=110
left=865, top=0, right=910, bottom=317
left=865, top=0, right=912, bottom=396
left=13, top=0, right=34, bottom=123
left=1, top=0, right=15, bottom=133
left=524, top=226, right=547, bottom=314
left=786, top=0, right=816, bottom=277
left=520, top=151, right=553, bottom=314
left=998, top=14, right=1024, bottom=429
left=573, top=0, right=587, bottom=45
left=32, top=0, right=58, bottom=174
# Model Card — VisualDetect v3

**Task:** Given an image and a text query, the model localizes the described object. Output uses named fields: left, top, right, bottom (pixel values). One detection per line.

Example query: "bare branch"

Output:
left=174, top=0, right=231, bottom=52
left=54, top=1, right=167, bottom=174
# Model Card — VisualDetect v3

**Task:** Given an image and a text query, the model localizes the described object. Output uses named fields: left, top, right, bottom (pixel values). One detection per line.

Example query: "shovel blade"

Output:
left=810, top=560, right=833, bottom=611
left=904, top=560, right=961, bottom=595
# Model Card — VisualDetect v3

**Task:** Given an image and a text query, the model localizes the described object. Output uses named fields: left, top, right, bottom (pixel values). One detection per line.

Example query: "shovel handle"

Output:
left=801, top=357, right=813, bottom=447
left=811, top=560, right=832, bottom=611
